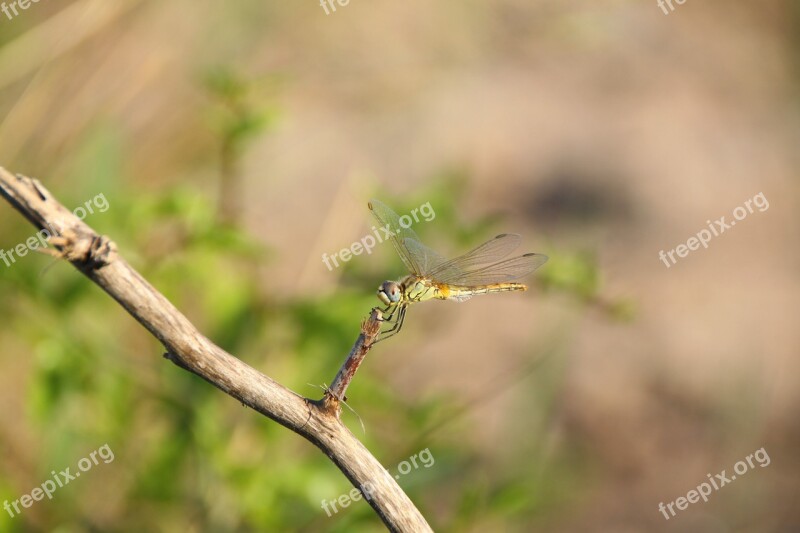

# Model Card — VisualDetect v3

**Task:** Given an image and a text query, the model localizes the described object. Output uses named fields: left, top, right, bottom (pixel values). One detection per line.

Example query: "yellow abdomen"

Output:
left=434, top=282, right=527, bottom=301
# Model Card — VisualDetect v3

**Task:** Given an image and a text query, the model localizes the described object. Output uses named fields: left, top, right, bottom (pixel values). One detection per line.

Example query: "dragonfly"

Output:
left=368, top=199, right=548, bottom=341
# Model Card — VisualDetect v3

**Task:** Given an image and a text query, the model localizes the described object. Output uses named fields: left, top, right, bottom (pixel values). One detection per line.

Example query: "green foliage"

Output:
left=537, top=249, right=634, bottom=321
left=203, top=66, right=281, bottom=157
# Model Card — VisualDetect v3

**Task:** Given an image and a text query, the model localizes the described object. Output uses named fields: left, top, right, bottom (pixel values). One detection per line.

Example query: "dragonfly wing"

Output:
left=403, top=237, right=452, bottom=276
left=437, top=253, right=549, bottom=286
left=426, top=233, right=522, bottom=281
left=369, top=199, right=426, bottom=275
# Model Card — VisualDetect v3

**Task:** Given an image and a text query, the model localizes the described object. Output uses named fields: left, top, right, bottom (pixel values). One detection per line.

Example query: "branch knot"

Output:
left=47, top=229, right=117, bottom=269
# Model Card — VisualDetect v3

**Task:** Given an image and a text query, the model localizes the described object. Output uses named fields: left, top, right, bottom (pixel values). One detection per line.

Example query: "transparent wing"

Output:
left=369, top=199, right=446, bottom=275
left=403, top=237, right=453, bottom=276
left=426, top=233, right=521, bottom=280
left=433, top=253, right=549, bottom=286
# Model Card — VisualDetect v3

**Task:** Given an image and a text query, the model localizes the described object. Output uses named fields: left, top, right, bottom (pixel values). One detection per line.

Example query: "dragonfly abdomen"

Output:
left=435, top=282, right=527, bottom=301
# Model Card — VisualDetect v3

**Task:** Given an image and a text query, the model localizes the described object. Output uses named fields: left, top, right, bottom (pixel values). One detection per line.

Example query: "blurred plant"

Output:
left=203, top=66, right=282, bottom=226
left=537, top=250, right=634, bottom=321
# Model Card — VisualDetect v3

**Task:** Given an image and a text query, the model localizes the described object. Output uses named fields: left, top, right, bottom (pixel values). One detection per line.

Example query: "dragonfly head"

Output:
left=377, top=280, right=402, bottom=306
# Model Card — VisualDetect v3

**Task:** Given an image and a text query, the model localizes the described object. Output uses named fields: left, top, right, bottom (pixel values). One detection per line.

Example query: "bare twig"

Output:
left=324, top=308, right=383, bottom=405
left=0, top=168, right=432, bottom=533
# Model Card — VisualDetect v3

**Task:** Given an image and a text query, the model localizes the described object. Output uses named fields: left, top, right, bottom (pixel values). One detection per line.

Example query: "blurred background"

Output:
left=0, top=1, right=798, bottom=531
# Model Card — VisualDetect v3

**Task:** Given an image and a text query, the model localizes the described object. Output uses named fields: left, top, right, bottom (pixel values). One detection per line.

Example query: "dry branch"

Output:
left=0, top=168, right=431, bottom=533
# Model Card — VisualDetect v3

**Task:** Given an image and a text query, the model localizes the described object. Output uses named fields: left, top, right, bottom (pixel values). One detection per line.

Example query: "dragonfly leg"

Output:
left=376, top=304, right=400, bottom=322
left=374, top=305, right=407, bottom=343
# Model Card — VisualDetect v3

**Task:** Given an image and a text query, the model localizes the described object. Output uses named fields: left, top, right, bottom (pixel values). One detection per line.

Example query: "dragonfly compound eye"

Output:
left=377, top=281, right=402, bottom=305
